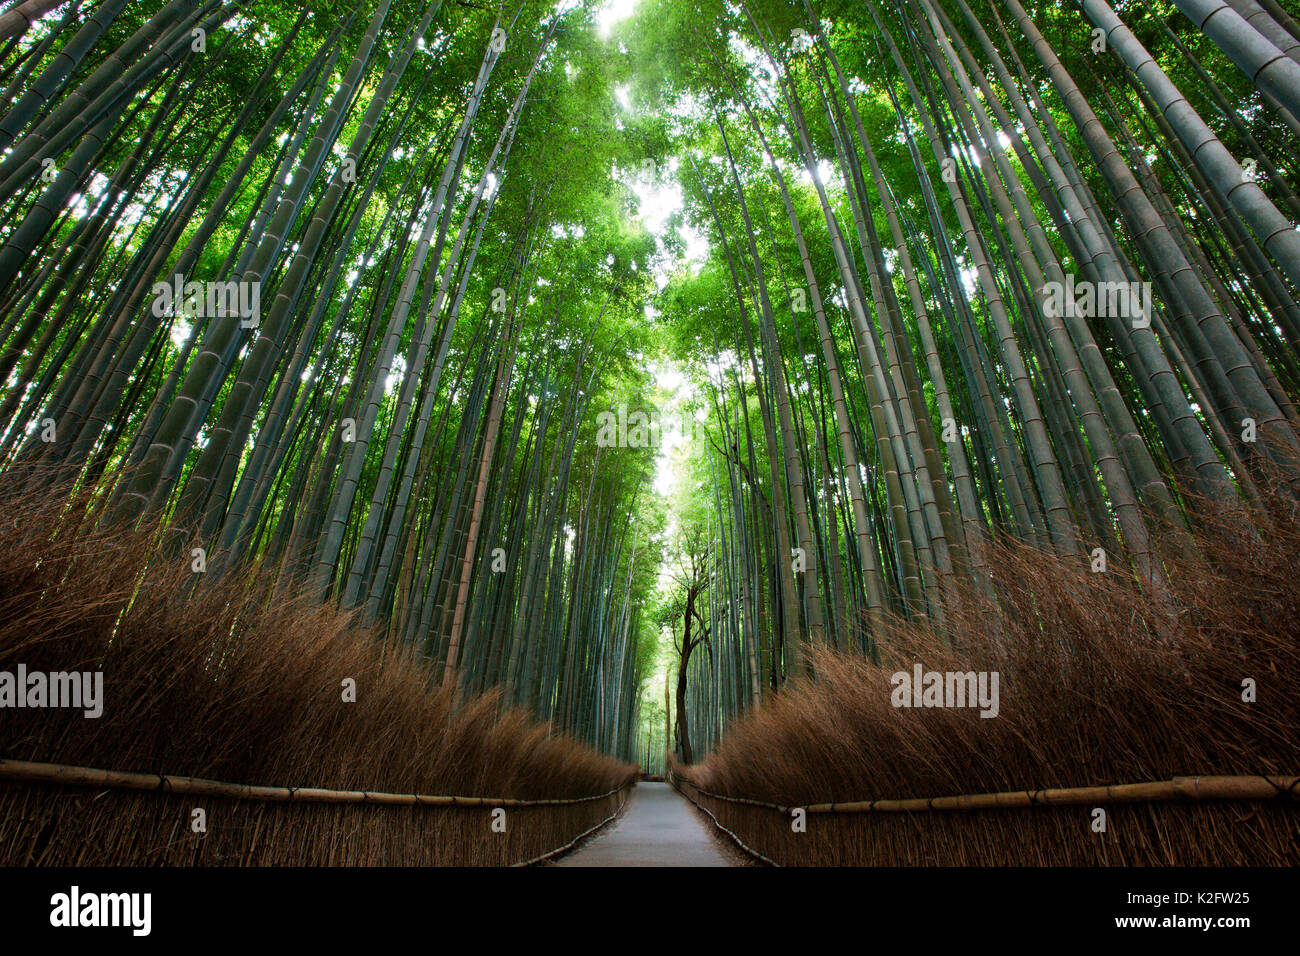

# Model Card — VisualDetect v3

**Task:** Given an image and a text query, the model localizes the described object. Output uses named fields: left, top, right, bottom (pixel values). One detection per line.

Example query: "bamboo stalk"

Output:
left=0, top=758, right=632, bottom=808
left=670, top=770, right=1299, bottom=813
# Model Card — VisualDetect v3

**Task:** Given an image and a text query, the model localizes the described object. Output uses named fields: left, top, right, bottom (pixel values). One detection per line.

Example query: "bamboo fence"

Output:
left=670, top=769, right=1300, bottom=813
left=0, top=757, right=631, bottom=808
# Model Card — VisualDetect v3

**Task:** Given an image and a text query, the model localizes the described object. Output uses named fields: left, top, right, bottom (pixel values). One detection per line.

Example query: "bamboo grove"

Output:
left=1, top=0, right=1299, bottom=777
left=0, top=0, right=668, bottom=761
left=632, top=0, right=1300, bottom=762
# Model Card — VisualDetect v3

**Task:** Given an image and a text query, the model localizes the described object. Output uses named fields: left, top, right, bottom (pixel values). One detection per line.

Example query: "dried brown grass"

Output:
left=675, top=484, right=1300, bottom=866
left=0, top=476, right=635, bottom=866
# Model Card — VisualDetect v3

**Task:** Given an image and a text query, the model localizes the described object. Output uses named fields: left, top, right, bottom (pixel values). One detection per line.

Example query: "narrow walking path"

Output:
left=554, top=782, right=743, bottom=866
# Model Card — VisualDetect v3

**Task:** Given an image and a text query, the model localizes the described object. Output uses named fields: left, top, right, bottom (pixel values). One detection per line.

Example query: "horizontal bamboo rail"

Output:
left=0, top=757, right=631, bottom=808
left=670, top=769, right=1300, bottom=814
left=674, top=779, right=779, bottom=866
left=513, top=787, right=632, bottom=867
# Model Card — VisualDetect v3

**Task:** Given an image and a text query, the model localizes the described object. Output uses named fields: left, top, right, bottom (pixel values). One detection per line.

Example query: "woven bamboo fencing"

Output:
left=670, top=769, right=1300, bottom=866
left=0, top=757, right=633, bottom=866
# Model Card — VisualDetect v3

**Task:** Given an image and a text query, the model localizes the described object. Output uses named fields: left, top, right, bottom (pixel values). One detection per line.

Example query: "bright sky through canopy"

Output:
left=597, top=0, right=640, bottom=38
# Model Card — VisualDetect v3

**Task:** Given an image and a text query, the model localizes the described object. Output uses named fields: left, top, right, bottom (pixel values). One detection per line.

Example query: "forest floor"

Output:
left=550, top=782, right=754, bottom=866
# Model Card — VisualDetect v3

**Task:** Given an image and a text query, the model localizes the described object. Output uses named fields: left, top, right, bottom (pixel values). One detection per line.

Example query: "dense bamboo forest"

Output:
left=0, top=0, right=1297, bottom=883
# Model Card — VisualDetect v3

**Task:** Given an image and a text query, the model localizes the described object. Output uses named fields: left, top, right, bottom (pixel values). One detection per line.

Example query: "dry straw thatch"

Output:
left=674, top=483, right=1300, bottom=866
left=0, top=475, right=635, bottom=866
